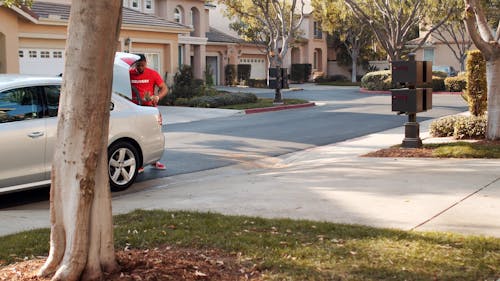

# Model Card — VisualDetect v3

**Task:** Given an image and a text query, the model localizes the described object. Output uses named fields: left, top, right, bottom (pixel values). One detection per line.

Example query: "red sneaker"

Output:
left=153, top=161, right=166, bottom=170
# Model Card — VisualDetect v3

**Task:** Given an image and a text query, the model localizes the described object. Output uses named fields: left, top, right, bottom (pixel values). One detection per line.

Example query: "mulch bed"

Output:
left=0, top=246, right=261, bottom=281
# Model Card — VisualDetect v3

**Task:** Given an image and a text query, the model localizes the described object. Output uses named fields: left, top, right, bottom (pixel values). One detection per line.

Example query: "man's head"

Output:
left=134, top=54, right=147, bottom=74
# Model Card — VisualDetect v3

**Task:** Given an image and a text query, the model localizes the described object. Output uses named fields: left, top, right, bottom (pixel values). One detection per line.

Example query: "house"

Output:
left=1, top=0, right=329, bottom=85
left=0, top=1, right=190, bottom=83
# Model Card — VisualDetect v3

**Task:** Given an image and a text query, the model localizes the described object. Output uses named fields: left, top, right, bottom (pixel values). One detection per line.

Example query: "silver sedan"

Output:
left=0, top=74, right=165, bottom=194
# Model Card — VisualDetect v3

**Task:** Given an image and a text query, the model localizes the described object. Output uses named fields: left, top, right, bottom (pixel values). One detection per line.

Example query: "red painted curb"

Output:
left=359, top=88, right=462, bottom=95
left=245, top=102, right=316, bottom=114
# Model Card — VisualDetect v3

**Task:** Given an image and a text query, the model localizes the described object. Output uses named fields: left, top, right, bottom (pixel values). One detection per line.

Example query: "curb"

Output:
left=359, top=88, right=462, bottom=95
left=244, top=102, right=316, bottom=114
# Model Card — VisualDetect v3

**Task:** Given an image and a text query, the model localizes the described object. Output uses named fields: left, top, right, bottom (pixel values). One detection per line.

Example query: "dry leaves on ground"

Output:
left=0, top=246, right=261, bottom=281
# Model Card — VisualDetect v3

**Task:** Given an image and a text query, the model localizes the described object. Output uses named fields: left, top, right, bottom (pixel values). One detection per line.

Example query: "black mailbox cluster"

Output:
left=391, top=60, right=433, bottom=113
left=269, top=68, right=289, bottom=89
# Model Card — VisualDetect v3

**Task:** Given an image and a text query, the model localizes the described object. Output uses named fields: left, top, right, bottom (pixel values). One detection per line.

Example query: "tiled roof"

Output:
left=206, top=27, right=242, bottom=43
left=30, top=2, right=189, bottom=30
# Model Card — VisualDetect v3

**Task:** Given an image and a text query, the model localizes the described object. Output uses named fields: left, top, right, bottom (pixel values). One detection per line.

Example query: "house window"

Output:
left=40, top=51, right=50, bottom=58
left=122, top=0, right=129, bottom=8
left=178, top=45, right=183, bottom=68
left=29, top=51, right=37, bottom=58
left=145, top=53, right=161, bottom=74
left=18, top=50, right=24, bottom=58
left=423, top=48, right=434, bottom=62
left=144, top=0, right=153, bottom=12
left=174, top=7, right=182, bottom=23
left=313, top=21, right=322, bottom=39
left=131, top=0, right=139, bottom=9
left=53, top=51, right=63, bottom=58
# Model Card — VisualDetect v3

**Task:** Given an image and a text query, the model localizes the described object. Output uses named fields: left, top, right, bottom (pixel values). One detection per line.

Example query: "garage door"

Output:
left=239, top=57, right=266, bottom=79
left=19, top=49, right=65, bottom=76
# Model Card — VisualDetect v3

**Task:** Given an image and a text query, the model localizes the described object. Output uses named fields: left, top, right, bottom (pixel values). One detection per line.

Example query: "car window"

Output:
left=0, top=87, right=41, bottom=123
left=43, top=85, right=60, bottom=117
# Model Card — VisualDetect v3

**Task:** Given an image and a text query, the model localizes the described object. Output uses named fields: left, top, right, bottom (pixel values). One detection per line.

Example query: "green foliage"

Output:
left=445, top=75, right=467, bottom=92
left=204, top=65, right=214, bottom=87
left=224, top=64, right=237, bottom=86
left=431, top=76, right=446, bottom=91
left=170, top=65, right=199, bottom=100
left=453, top=115, right=487, bottom=139
left=247, top=79, right=267, bottom=88
left=237, top=64, right=251, bottom=83
left=291, top=64, right=312, bottom=82
left=463, top=50, right=487, bottom=116
left=430, top=115, right=487, bottom=139
left=180, top=92, right=258, bottom=108
left=432, top=71, right=448, bottom=79
left=2, top=0, right=33, bottom=7
left=430, top=141, right=500, bottom=158
left=360, top=70, right=392, bottom=90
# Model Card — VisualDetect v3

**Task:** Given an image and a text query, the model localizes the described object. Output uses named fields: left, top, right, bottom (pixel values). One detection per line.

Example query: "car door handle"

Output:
left=28, top=131, right=44, bottom=138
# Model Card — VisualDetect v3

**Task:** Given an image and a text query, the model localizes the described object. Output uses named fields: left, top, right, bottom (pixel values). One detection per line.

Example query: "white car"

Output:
left=0, top=73, right=165, bottom=194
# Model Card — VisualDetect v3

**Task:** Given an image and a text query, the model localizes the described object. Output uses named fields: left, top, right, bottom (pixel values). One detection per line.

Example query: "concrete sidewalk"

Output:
left=1, top=115, right=499, bottom=238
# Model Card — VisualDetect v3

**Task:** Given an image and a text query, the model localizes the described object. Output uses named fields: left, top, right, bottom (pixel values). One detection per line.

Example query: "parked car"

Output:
left=432, top=65, right=458, bottom=77
left=0, top=72, right=164, bottom=194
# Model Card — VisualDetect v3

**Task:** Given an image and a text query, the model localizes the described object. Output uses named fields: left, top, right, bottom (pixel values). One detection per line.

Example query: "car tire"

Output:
left=108, top=141, right=139, bottom=192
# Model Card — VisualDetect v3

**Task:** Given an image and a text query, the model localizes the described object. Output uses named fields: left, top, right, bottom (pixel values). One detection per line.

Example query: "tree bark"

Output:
left=38, top=1, right=122, bottom=280
left=486, top=58, right=500, bottom=140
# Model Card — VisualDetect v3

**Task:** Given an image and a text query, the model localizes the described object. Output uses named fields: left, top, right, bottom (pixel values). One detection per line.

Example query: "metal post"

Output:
left=402, top=53, right=422, bottom=148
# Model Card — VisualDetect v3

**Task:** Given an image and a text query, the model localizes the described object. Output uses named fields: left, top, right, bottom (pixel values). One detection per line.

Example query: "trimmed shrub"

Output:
left=445, top=75, right=467, bottom=92
left=186, top=92, right=258, bottom=108
left=463, top=50, right=487, bottom=116
left=237, top=64, right=251, bottom=84
left=248, top=79, right=267, bottom=88
left=291, top=64, right=312, bottom=82
left=429, top=114, right=487, bottom=139
left=171, top=65, right=198, bottom=100
left=432, top=71, right=448, bottom=79
left=360, top=70, right=392, bottom=90
left=453, top=115, right=487, bottom=139
left=225, top=64, right=237, bottom=86
left=431, top=76, right=446, bottom=91
left=430, top=115, right=465, bottom=137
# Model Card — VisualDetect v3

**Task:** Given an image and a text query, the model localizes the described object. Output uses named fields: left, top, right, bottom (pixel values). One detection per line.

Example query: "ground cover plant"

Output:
left=0, top=210, right=499, bottom=280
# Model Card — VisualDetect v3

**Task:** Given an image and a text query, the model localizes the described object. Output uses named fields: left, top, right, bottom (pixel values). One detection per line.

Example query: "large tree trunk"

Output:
left=351, top=48, right=359, bottom=83
left=38, top=1, right=122, bottom=280
left=486, top=58, right=500, bottom=140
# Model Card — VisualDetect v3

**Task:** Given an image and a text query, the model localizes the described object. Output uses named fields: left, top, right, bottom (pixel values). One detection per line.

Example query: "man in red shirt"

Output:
left=130, top=54, right=168, bottom=171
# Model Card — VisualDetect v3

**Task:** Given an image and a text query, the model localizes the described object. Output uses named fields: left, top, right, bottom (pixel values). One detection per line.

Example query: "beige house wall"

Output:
left=0, top=8, right=21, bottom=73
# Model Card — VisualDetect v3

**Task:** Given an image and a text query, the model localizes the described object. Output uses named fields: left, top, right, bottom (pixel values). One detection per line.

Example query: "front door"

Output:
left=206, top=56, right=218, bottom=86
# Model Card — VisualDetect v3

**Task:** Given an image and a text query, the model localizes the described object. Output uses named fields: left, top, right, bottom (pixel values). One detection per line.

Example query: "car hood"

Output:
left=112, top=52, right=140, bottom=99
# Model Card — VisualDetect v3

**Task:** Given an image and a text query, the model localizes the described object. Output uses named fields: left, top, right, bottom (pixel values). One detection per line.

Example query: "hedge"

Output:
left=463, top=50, right=487, bottom=116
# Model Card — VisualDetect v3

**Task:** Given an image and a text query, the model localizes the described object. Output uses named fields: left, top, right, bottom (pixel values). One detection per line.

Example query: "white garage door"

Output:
left=19, top=49, right=65, bottom=76
left=239, top=57, right=266, bottom=79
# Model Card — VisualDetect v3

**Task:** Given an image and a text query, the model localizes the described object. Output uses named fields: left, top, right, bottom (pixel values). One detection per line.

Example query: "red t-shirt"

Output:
left=129, top=68, right=164, bottom=106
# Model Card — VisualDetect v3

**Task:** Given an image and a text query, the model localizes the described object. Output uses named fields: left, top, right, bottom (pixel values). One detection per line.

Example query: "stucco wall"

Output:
left=0, top=8, right=21, bottom=73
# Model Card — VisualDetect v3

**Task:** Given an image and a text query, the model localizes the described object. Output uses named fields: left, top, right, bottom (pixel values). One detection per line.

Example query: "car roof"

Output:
left=0, top=74, right=62, bottom=90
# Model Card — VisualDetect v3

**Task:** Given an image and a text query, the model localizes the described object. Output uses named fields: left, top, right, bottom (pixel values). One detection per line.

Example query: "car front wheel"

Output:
left=108, top=141, right=139, bottom=192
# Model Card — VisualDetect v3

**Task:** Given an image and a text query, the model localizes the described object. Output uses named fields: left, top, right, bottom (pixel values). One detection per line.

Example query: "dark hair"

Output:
left=135, top=53, right=147, bottom=63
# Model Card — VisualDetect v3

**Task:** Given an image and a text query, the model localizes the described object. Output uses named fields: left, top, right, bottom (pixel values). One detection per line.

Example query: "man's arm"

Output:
left=153, top=82, right=167, bottom=105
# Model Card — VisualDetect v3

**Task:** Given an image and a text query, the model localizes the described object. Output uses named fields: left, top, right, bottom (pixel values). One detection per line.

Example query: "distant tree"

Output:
left=464, top=0, right=500, bottom=139
left=2, top=0, right=33, bottom=7
left=342, top=0, right=458, bottom=61
left=312, top=0, right=373, bottom=82
left=219, top=0, right=306, bottom=103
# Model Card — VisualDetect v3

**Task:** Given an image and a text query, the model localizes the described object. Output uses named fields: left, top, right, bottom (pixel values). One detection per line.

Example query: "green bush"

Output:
left=186, top=92, right=258, bottom=108
left=463, top=50, right=487, bottom=116
left=445, top=75, right=467, bottom=92
left=430, top=115, right=487, bottom=139
left=453, top=115, right=487, bottom=139
left=431, top=76, right=446, bottom=91
left=248, top=79, right=267, bottom=88
left=225, top=64, right=237, bottom=86
left=291, top=64, right=312, bottom=82
left=430, top=115, right=465, bottom=137
left=171, top=65, right=198, bottom=100
left=432, top=71, right=448, bottom=79
left=237, top=64, right=251, bottom=84
left=360, top=70, right=392, bottom=90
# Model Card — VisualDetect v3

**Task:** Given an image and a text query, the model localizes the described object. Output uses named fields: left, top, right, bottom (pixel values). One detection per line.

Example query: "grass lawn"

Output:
left=427, top=141, right=500, bottom=158
left=220, top=98, right=308, bottom=110
left=1, top=210, right=499, bottom=280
